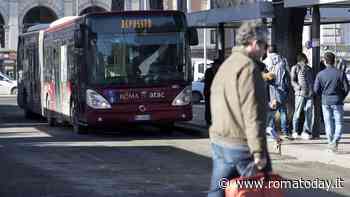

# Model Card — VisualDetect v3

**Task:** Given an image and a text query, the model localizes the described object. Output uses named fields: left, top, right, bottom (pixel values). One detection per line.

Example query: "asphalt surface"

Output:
left=0, top=96, right=349, bottom=197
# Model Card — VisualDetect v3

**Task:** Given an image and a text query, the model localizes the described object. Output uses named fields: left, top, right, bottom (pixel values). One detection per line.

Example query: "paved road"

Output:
left=0, top=97, right=349, bottom=197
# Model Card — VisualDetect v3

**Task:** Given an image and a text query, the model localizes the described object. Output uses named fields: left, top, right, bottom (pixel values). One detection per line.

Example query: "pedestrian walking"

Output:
left=263, top=45, right=290, bottom=140
left=291, top=53, right=315, bottom=140
left=204, top=58, right=223, bottom=126
left=208, top=21, right=271, bottom=197
left=314, top=52, right=349, bottom=153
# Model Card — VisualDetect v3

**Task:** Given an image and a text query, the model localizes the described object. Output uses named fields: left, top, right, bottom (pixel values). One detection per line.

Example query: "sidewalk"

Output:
left=176, top=104, right=350, bottom=169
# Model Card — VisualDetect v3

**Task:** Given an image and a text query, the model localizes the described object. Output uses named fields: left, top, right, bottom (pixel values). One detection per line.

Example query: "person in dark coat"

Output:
left=204, top=58, right=223, bottom=126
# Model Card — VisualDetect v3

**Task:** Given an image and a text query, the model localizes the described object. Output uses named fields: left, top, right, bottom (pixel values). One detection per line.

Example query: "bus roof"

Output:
left=45, top=16, right=82, bottom=32
left=49, top=16, right=81, bottom=28
left=26, top=24, right=50, bottom=32
left=44, top=11, right=186, bottom=33
left=84, top=10, right=185, bottom=18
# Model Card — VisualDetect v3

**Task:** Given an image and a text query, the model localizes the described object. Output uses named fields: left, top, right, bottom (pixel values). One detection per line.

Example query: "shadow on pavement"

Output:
left=1, top=99, right=350, bottom=196
left=0, top=104, right=207, bottom=144
left=1, top=144, right=348, bottom=197
left=0, top=145, right=211, bottom=197
left=0, top=152, right=103, bottom=197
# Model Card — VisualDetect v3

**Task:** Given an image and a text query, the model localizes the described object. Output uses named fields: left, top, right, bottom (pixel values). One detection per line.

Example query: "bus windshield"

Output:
left=88, top=32, right=187, bottom=85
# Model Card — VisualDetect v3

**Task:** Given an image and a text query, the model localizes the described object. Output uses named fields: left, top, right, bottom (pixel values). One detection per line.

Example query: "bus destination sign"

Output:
left=121, top=19, right=152, bottom=29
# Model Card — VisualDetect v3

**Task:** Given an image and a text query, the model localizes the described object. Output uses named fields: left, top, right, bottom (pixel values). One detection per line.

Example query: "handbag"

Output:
left=225, top=173, right=284, bottom=197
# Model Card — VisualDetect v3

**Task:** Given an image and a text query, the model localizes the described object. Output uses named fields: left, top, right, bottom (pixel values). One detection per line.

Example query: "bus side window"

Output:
left=44, top=46, right=49, bottom=81
left=67, top=44, right=74, bottom=81
left=52, top=48, right=58, bottom=80
left=45, top=47, right=50, bottom=81
left=48, top=47, right=54, bottom=81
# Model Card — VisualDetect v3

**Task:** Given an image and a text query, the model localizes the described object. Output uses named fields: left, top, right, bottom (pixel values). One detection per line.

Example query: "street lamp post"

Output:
left=203, top=0, right=210, bottom=68
left=76, top=0, right=79, bottom=16
left=312, top=5, right=321, bottom=139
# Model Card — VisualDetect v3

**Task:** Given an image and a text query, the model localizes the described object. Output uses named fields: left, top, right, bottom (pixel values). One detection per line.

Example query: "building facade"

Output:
left=2, top=0, right=349, bottom=74
left=0, top=0, right=225, bottom=77
left=0, top=0, right=112, bottom=50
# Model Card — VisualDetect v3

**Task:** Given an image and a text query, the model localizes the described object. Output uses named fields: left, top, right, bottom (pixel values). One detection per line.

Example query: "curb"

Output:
left=176, top=122, right=350, bottom=169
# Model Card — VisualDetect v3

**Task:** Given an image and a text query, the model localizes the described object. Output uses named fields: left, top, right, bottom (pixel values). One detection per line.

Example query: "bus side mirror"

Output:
left=188, top=27, right=198, bottom=46
left=74, top=29, right=83, bottom=48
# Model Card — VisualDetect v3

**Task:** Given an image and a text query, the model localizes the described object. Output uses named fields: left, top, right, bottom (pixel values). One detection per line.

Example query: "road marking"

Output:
left=0, top=132, right=51, bottom=139
left=0, top=95, right=17, bottom=98
left=0, top=127, right=51, bottom=138
left=0, top=122, right=47, bottom=127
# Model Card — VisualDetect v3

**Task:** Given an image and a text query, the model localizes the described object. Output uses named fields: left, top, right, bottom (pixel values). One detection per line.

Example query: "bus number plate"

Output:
left=134, top=114, right=151, bottom=121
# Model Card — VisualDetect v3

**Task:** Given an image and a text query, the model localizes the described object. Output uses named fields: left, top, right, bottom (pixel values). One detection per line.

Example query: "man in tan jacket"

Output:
left=208, top=21, right=271, bottom=197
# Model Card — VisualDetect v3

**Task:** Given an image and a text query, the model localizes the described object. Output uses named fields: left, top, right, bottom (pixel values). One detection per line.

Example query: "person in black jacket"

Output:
left=204, top=58, right=222, bottom=126
left=314, top=52, right=350, bottom=153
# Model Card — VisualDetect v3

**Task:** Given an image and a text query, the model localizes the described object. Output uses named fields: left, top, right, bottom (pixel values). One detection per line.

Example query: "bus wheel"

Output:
left=23, top=91, right=36, bottom=119
left=70, top=102, right=89, bottom=134
left=46, top=98, right=56, bottom=126
left=11, top=87, right=17, bottom=95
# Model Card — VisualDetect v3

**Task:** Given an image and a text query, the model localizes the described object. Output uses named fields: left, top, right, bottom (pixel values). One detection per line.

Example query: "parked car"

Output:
left=0, top=72, right=17, bottom=95
left=191, top=80, right=204, bottom=104
left=191, top=58, right=213, bottom=82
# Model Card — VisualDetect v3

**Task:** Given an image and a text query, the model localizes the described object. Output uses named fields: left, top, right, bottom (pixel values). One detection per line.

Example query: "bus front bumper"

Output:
left=84, top=106, right=192, bottom=126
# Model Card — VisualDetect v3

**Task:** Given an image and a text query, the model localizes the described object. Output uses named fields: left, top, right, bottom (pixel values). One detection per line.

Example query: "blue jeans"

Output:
left=322, top=105, right=344, bottom=145
left=208, top=143, right=272, bottom=197
left=292, top=96, right=314, bottom=134
left=266, top=110, right=279, bottom=139
left=278, top=104, right=288, bottom=134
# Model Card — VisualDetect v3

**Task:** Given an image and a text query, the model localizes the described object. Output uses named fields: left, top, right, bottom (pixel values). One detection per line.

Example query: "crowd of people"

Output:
left=204, top=20, right=350, bottom=197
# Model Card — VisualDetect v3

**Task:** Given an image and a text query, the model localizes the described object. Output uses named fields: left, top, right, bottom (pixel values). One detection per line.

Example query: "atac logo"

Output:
left=149, top=91, right=165, bottom=99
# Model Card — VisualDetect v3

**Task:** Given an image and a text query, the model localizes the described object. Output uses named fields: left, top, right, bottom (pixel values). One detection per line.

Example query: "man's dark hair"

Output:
left=297, top=53, right=308, bottom=64
left=323, top=52, right=335, bottom=66
left=269, top=44, right=278, bottom=53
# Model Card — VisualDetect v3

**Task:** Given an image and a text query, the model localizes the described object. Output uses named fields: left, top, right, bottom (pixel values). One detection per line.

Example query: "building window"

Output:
left=125, top=0, right=140, bottom=10
left=210, top=29, right=216, bottom=44
left=201, top=0, right=209, bottom=10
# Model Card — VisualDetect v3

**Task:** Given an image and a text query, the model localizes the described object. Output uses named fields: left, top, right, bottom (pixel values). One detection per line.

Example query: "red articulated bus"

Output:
left=17, top=11, right=198, bottom=134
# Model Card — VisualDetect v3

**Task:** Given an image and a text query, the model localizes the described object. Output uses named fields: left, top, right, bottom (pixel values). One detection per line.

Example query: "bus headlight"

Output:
left=86, top=89, right=111, bottom=109
left=172, top=86, right=192, bottom=106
